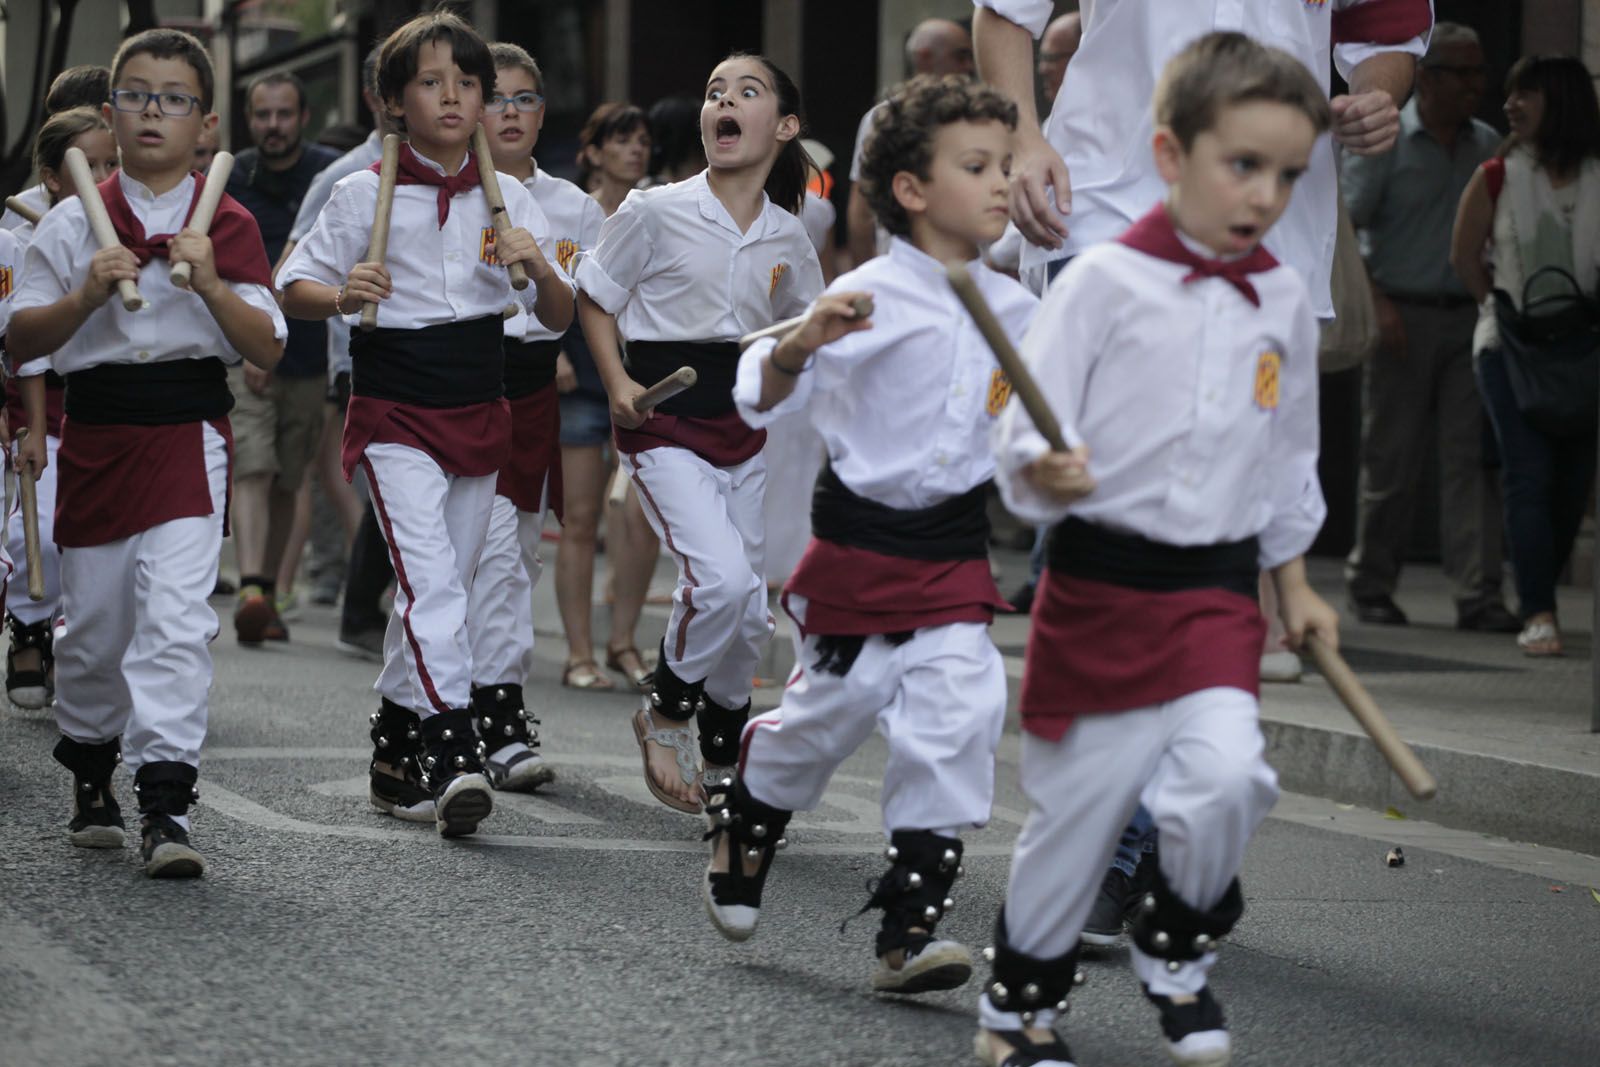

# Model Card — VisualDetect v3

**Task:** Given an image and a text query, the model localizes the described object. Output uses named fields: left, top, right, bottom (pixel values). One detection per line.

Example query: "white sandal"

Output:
left=1516, top=620, right=1563, bottom=657
left=632, top=706, right=701, bottom=813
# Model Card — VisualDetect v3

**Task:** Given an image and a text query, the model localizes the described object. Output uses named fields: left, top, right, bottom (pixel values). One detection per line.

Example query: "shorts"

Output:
left=228, top=367, right=327, bottom=490
left=558, top=391, right=612, bottom=448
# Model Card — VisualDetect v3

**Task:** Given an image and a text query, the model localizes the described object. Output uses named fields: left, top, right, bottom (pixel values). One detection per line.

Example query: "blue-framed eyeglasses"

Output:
left=487, top=92, right=545, bottom=114
left=110, top=89, right=203, bottom=117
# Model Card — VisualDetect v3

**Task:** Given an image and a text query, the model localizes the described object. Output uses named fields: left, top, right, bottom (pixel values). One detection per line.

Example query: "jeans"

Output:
left=1474, top=347, right=1597, bottom=619
left=1111, top=804, right=1157, bottom=877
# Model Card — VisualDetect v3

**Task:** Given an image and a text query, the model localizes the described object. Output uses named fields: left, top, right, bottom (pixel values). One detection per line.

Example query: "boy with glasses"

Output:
left=10, top=29, right=287, bottom=878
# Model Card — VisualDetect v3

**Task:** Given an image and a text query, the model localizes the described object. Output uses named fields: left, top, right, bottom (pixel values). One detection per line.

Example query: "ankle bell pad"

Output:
left=983, top=908, right=1084, bottom=1017
left=471, top=683, right=537, bottom=748
left=370, top=698, right=423, bottom=756
left=53, top=735, right=122, bottom=784
left=9, top=614, right=54, bottom=651
left=703, top=775, right=793, bottom=908
left=133, top=761, right=198, bottom=818
left=697, top=695, right=749, bottom=767
left=647, top=643, right=703, bottom=725
left=864, top=830, right=965, bottom=957
left=1129, top=857, right=1244, bottom=962
left=419, top=708, right=485, bottom=783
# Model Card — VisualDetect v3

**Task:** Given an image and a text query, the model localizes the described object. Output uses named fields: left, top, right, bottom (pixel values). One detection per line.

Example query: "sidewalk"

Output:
left=535, top=539, right=1600, bottom=856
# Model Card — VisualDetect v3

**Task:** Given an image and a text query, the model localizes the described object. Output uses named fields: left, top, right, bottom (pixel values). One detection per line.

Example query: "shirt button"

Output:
left=137, top=350, right=150, bottom=361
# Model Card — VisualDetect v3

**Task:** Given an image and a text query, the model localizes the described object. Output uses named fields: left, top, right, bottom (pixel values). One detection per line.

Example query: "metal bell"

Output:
left=1166, top=960, right=1182, bottom=973
left=678, top=697, right=692, bottom=713
left=716, top=807, right=734, bottom=826
left=1022, top=983, right=1041, bottom=1003
left=495, top=688, right=506, bottom=700
left=939, top=848, right=959, bottom=870
left=1193, top=934, right=1212, bottom=952
left=1020, top=1012, right=1035, bottom=1025
left=1073, top=969, right=1086, bottom=986
left=1056, top=999, right=1071, bottom=1013
left=942, top=897, right=955, bottom=911
left=982, top=946, right=996, bottom=962
left=480, top=717, right=493, bottom=729
left=774, top=837, right=788, bottom=850
left=752, top=823, right=767, bottom=838
left=694, top=697, right=706, bottom=712
left=956, top=866, right=965, bottom=878
left=503, top=725, right=515, bottom=737
left=114, top=752, right=123, bottom=763
left=922, top=905, right=939, bottom=923
left=650, top=691, right=662, bottom=707
left=713, top=734, right=725, bottom=747
left=745, top=847, right=761, bottom=861
left=885, top=845, right=900, bottom=862
left=376, top=735, right=390, bottom=748
left=516, top=709, right=528, bottom=720
left=80, top=781, right=93, bottom=792
left=190, top=787, right=200, bottom=800
left=1142, top=893, right=1158, bottom=913
left=907, top=872, right=923, bottom=889
left=406, top=728, right=420, bottom=741
left=454, top=755, right=468, bottom=768
left=1151, top=931, right=1171, bottom=951
left=369, top=712, right=381, bottom=725
left=441, top=728, right=454, bottom=741
left=990, top=982, right=1008, bottom=1003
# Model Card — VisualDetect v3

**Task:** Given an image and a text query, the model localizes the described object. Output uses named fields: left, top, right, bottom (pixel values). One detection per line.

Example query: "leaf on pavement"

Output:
left=1591, top=888, right=1600, bottom=906
left=1383, top=806, right=1405, bottom=820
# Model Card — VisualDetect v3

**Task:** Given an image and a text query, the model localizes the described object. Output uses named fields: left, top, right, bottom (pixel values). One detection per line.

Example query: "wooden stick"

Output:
left=738, top=296, right=873, bottom=351
left=170, top=150, right=234, bottom=289
left=16, top=430, right=43, bottom=602
left=633, top=367, right=698, bottom=414
left=360, top=134, right=402, bottom=333
left=64, top=147, right=144, bottom=312
left=945, top=261, right=1066, bottom=451
left=606, top=465, right=630, bottom=507
left=473, top=124, right=529, bottom=291
left=1305, top=634, right=1438, bottom=800
left=4, top=196, right=41, bottom=226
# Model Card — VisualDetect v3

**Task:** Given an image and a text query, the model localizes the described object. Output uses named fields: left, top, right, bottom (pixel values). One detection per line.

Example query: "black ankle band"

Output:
left=647, top=641, right=703, bottom=724
left=983, top=907, right=1084, bottom=1017
left=420, top=708, right=484, bottom=784
left=860, top=829, right=965, bottom=957
left=1129, top=854, right=1244, bottom=963
left=53, top=735, right=121, bottom=783
left=697, top=696, right=748, bottom=766
left=471, top=683, right=536, bottom=748
left=133, top=761, right=198, bottom=817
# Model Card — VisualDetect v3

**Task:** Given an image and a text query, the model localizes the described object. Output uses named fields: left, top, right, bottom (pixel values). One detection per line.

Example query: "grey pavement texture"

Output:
left=3, top=585, right=1599, bottom=1067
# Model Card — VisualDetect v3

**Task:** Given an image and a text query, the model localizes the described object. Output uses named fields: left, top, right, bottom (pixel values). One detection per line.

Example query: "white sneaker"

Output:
left=1259, top=650, right=1302, bottom=683
left=485, top=742, right=554, bottom=791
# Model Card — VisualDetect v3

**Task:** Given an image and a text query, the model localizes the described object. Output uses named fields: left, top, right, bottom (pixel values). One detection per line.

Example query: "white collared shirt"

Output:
left=278, top=145, right=564, bottom=330
left=992, top=239, right=1325, bottom=570
left=12, top=171, right=288, bottom=375
left=0, top=226, right=23, bottom=337
left=737, top=237, right=1037, bottom=510
left=506, top=167, right=606, bottom=343
left=288, top=131, right=384, bottom=244
left=573, top=170, right=823, bottom=341
left=0, top=183, right=49, bottom=232
left=973, top=0, right=1431, bottom=316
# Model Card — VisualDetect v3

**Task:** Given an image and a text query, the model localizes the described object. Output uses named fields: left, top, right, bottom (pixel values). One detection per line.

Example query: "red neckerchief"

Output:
left=375, top=142, right=481, bottom=227
left=1116, top=204, right=1278, bottom=307
left=98, top=171, right=273, bottom=286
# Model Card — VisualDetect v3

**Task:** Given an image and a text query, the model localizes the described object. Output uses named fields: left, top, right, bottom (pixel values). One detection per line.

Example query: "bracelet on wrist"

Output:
left=333, top=284, right=350, bottom=316
left=770, top=354, right=806, bottom=376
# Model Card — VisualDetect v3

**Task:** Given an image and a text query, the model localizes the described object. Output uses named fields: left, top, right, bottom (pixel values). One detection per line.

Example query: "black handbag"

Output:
left=1492, top=266, right=1600, bottom=437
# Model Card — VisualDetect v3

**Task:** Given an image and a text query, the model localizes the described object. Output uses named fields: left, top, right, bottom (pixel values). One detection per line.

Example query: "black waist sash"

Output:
left=1047, top=517, right=1259, bottom=598
left=624, top=339, right=738, bottom=417
left=504, top=337, right=561, bottom=399
left=811, top=465, right=991, bottom=562
left=65, top=357, right=232, bottom=426
left=350, top=315, right=503, bottom=407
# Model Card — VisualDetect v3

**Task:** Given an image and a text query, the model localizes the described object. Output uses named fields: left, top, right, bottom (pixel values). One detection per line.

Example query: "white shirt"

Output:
left=0, top=226, right=23, bottom=337
left=801, top=191, right=836, bottom=261
left=992, top=237, right=1325, bottom=570
left=737, top=237, right=1037, bottom=510
left=973, top=0, right=1431, bottom=316
left=574, top=170, right=823, bottom=341
left=0, top=183, right=50, bottom=232
left=506, top=167, right=606, bottom=343
left=12, top=172, right=287, bottom=375
left=848, top=105, right=892, bottom=258
left=278, top=146, right=561, bottom=330
left=288, top=131, right=384, bottom=244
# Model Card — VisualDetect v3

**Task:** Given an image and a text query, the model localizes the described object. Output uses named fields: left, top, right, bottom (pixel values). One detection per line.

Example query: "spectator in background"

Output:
left=646, top=95, right=706, bottom=186
left=1451, top=56, right=1600, bottom=657
left=1342, top=24, right=1516, bottom=633
left=1035, top=11, right=1082, bottom=104
left=553, top=104, right=659, bottom=691
left=845, top=18, right=975, bottom=267
left=1, top=65, right=110, bottom=230
left=224, top=71, right=338, bottom=643
left=193, top=124, right=219, bottom=171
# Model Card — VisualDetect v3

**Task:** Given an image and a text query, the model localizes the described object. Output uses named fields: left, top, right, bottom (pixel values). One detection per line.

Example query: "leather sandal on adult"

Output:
left=1517, top=620, right=1563, bottom=657
left=631, top=706, right=700, bottom=814
left=561, top=659, right=615, bottom=690
left=605, top=644, right=653, bottom=691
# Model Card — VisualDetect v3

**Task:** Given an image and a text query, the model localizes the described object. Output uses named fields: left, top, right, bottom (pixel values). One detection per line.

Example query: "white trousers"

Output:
left=54, top=423, right=227, bottom=772
left=467, top=488, right=547, bottom=687
left=992, top=687, right=1278, bottom=1018
left=626, top=447, right=771, bottom=707
left=364, top=443, right=496, bottom=715
left=741, top=616, right=1006, bottom=834
left=6, top=433, right=60, bottom=625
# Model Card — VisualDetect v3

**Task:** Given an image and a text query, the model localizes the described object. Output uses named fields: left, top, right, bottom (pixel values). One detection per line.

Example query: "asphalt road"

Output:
left=3, top=600, right=1597, bottom=1067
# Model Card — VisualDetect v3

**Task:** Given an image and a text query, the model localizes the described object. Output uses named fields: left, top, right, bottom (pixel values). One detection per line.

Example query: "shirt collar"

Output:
left=408, top=145, right=470, bottom=177
left=117, top=169, right=194, bottom=206
left=887, top=234, right=975, bottom=277
left=695, top=170, right=779, bottom=242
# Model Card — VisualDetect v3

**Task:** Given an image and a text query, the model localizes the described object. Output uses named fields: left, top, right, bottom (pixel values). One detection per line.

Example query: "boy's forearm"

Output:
left=8, top=293, right=93, bottom=363
left=1270, top=555, right=1310, bottom=594
left=200, top=285, right=283, bottom=370
left=20, top=374, right=46, bottom=435
left=577, top=292, right=628, bottom=393
left=755, top=335, right=808, bottom=411
left=531, top=267, right=575, bottom=333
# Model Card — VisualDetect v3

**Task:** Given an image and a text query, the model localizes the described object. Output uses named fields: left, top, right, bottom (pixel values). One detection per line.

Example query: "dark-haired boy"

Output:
left=2, top=65, right=113, bottom=230
left=975, top=33, right=1339, bottom=1067
left=10, top=28, right=287, bottom=878
left=279, top=12, right=573, bottom=838
left=704, top=74, right=1033, bottom=996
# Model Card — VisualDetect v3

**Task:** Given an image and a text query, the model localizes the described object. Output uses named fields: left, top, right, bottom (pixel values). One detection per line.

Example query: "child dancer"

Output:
left=280, top=12, right=572, bottom=836
left=11, top=29, right=286, bottom=878
left=709, top=75, right=1031, bottom=994
left=462, top=41, right=591, bottom=791
left=573, top=53, right=823, bottom=813
left=976, top=34, right=1338, bottom=1067
left=3, top=107, right=117, bottom=710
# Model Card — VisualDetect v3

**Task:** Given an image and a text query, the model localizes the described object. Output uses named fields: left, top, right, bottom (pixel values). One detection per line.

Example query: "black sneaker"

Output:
left=7, top=614, right=54, bottom=710
left=422, top=710, right=493, bottom=838
left=1082, top=866, right=1134, bottom=946
left=69, top=778, right=127, bottom=849
left=1145, top=985, right=1230, bottom=1066
left=139, top=813, right=205, bottom=878
left=368, top=701, right=434, bottom=822
left=871, top=937, right=974, bottom=993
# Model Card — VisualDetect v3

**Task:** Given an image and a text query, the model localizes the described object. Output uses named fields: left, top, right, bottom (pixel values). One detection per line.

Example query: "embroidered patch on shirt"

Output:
left=555, top=237, right=578, bottom=274
left=0, top=264, right=11, bottom=301
left=479, top=227, right=499, bottom=266
left=986, top=368, right=1013, bottom=416
left=769, top=262, right=788, bottom=297
left=1254, top=350, right=1282, bottom=411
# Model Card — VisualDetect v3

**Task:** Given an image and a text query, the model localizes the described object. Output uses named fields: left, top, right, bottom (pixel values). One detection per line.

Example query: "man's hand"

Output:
left=1009, top=130, right=1072, bottom=249
left=80, top=245, right=141, bottom=310
left=1331, top=90, right=1401, bottom=156
left=1025, top=445, right=1095, bottom=504
left=555, top=352, right=578, bottom=394
left=169, top=229, right=222, bottom=297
